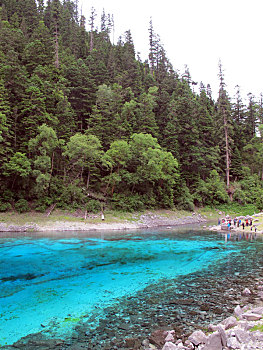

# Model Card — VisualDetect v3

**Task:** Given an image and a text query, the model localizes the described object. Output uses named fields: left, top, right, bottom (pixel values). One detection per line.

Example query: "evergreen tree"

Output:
left=216, top=61, right=233, bottom=188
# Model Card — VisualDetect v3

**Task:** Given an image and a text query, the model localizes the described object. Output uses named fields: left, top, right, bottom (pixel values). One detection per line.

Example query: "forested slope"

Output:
left=0, top=0, right=262, bottom=213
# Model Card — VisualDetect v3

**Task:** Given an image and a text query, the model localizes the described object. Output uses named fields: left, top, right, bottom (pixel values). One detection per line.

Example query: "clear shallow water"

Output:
left=0, top=228, right=262, bottom=347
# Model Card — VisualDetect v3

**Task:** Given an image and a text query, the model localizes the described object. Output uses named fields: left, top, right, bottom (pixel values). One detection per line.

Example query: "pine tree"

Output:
left=89, top=6, right=96, bottom=52
left=216, top=60, right=232, bottom=188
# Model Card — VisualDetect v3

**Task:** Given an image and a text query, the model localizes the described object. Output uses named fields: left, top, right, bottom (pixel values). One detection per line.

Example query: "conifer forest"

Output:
left=0, top=0, right=263, bottom=213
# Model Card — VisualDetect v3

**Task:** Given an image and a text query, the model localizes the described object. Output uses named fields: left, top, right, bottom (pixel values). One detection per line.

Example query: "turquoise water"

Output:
left=0, top=228, right=261, bottom=347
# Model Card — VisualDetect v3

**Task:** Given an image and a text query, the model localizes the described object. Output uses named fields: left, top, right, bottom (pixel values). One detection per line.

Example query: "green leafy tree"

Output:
left=28, top=124, right=59, bottom=195
left=63, top=133, right=103, bottom=189
left=4, top=152, right=31, bottom=189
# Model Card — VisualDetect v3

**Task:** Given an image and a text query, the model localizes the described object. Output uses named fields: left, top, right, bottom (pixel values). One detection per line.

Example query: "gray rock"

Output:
left=207, top=324, right=220, bottom=332
left=242, top=288, right=251, bottom=296
left=222, top=316, right=238, bottom=330
left=203, top=331, right=223, bottom=350
left=250, top=306, right=263, bottom=315
left=188, top=330, right=207, bottom=345
left=251, top=330, right=263, bottom=341
left=165, top=333, right=175, bottom=342
left=227, top=336, right=241, bottom=349
left=242, top=313, right=262, bottom=321
left=162, top=342, right=179, bottom=350
left=184, top=340, right=194, bottom=349
left=218, top=326, right=227, bottom=347
left=234, top=329, right=251, bottom=343
left=234, top=305, right=243, bottom=317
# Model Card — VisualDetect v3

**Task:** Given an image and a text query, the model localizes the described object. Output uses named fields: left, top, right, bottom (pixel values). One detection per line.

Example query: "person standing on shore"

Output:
left=242, top=222, right=245, bottom=230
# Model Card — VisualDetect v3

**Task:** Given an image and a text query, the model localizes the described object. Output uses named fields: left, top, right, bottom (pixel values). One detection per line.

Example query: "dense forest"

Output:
left=0, top=0, right=263, bottom=213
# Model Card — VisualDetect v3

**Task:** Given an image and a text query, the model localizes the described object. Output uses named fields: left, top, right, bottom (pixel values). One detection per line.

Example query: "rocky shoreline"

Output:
left=0, top=213, right=207, bottom=233
left=148, top=282, right=263, bottom=350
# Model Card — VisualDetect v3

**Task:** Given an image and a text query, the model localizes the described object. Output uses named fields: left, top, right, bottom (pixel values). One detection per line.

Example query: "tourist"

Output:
left=242, top=222, right=245, bottom=230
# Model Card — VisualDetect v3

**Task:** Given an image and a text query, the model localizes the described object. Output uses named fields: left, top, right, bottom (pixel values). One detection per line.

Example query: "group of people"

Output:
left=219, top=217, right=257, bottom=232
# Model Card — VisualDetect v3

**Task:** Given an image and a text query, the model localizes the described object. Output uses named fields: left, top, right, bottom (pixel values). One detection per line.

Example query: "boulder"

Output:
left=234, top=329, right=251, bottom=343
left=188, top=330, right=207, bottom=345
left=226, top=336, right=241, bottom=349
left=165, top=331, right=175, bottom=343
left=124, top=338, right=141, bottom=349
left=149, top=330, right=167, bottom=348
left=242, top=313, right=262, bottom=321
left=203, top=331, right=223, bottom=350
left=234, top=305, right=243, bottom=318
left=207, top=324, right=220, bottom=332
left=221, top=316, right=238, bottom=330
left=241, top=288, right=251, bottom=296
left=250, top=306, right=263, bottom=315
left=218, top=326, right=227, bottom=347
left=161, top=342, right=179, bottom=350
left=251, top=330, right=263, bottom=341
left=184, top=340, right=194, bottom=349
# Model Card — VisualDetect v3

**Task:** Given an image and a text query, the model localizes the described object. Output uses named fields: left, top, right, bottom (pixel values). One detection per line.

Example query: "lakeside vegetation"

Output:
left=0, top=0, right=263, bottom=215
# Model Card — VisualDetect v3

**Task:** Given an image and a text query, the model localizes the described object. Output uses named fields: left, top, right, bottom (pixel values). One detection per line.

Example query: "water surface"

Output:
left=0, top=227, right=262, bottom=347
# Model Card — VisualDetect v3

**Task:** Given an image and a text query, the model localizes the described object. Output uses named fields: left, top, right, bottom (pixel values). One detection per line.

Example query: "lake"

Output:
left=0, top=226, right=262, bottom=348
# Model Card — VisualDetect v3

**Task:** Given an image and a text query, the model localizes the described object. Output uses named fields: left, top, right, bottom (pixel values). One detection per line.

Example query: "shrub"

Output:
left=174, top=182, right=195, bottom=211
left=110, top=193, right=145, bottom=212
left=34, top=197, right=53, bottom=213
left=15, top=199, right=30, bottom=213
left=193, top=171, right=229, bottom=207
left=86, top=199, right=101, bottom=213
left=0, top=201, right=12, bottom=212
left=58, top=182, right=85, bottom=209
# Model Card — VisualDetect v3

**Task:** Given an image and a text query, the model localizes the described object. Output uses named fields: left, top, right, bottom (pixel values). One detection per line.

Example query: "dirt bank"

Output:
left=0, top=212, right=207, bottom=232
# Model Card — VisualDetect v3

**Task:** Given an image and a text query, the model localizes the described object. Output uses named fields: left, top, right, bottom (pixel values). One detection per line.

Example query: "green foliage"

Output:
left=4, top=152, right=31, bottom=178
left=110, top=193, right=145, bottom=212
left=15, top=199, right=30, bottom=213
left=0, top=201, right=12, bottom=212
left=232, top=171, right=263, bottom=210
left=0, top=0, right=262, bottom=213
left=216, top=203, right=258, bottom=216
left=34, top=197, right=53, bottom=213
left=58, top=182, right=85, bottom=209
left=86, top=199, right=101, bottom=213
left=193, top=170, right=229, bottom=207
left=174, top=181, right=195, bottom=211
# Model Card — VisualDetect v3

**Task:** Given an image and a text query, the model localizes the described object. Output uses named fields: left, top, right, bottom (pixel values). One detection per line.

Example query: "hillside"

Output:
left=0, top=0, right=263, bottom=214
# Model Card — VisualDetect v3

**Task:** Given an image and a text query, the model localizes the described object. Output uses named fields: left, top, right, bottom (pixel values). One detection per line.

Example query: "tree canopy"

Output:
left=0, top=0, right=263, bottom=212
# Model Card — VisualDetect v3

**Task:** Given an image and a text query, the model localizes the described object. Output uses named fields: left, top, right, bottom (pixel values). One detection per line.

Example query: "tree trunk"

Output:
left=86, top=169, right=90, bottom=190
left=54, top=24, right=59, bottom=68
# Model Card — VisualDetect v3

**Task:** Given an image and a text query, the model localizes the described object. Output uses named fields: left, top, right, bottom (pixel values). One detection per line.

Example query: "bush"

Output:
left=110, top=193, right=145, bottom=212
left=0, top=201, right=12, bottom=212
left=216, top=203, right=258, bottom=216
left=34, top=197, right=53, bottom=213
left=193, top=171, right=229, bottom=207
left=15, top=199, right=30, bottom=213
left=174, top=182, right=195, bottom=211
left=58, top=182, right=85, bottom=209
left=86, top=199, right=101, bottom=213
